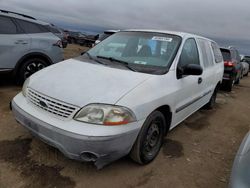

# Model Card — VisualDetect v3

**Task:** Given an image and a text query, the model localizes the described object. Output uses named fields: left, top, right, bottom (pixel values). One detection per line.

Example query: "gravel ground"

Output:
left=0, top=44, right=249, bottom=188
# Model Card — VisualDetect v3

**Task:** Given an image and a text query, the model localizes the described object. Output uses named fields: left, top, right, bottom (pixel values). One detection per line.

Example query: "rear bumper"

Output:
left=11, top=96, right=141, bottom=169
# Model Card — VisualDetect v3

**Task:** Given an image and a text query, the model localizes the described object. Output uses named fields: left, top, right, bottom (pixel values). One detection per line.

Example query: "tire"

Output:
left=17, top=58, right=47, bottom=84
left=224, top=79, right=234, bottom=92
left=235, top=77, right=240, bottom=85
left=130, top=111, right=166, bottom=164
left=204, top=86, right=218, bottom=109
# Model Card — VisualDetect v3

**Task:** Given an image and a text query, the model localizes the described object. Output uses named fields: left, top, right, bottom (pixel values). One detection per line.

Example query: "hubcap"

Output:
left=24, top=62, right=45, bottom=79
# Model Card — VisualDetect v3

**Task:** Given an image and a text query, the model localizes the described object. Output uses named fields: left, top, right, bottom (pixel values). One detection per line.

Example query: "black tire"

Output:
left=130, top=111, right=166, bottom=164
left=204, top=86, right=218, bottom=109
left=17, top=58, right=47, bottom=84
left=224, top=79, right=234, bottom=92
left=235, top=77, right=240, bottom=85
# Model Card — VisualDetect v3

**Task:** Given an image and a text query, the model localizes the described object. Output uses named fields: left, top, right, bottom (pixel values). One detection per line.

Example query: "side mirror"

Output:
left=178, top=64, right=203, bottom=78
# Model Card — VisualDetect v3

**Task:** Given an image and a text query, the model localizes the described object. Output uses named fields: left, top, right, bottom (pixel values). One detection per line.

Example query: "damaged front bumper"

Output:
left=11, top=94, right=142, bottom=169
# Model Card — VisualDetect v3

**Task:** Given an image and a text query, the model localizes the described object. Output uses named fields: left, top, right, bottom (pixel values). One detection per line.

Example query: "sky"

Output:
left=1, top=0, right=250, bottom=54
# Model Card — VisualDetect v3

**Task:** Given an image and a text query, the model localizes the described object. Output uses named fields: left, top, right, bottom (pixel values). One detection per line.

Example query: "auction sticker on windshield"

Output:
left=134, top=61, right=147, bottom=65
left=152, top=36, right=173, bottom=42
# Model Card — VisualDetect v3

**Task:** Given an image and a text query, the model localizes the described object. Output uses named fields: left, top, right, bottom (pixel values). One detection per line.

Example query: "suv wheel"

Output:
left=235, top=77, right=240, bottom=85
left=130, top=111, right=166, bottom=164
left=18, top=58, right=47, bottom=84
left=224, top=79, right=234, bottom=92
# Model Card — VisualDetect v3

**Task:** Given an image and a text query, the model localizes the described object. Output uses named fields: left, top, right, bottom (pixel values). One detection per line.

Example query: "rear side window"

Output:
left=197, top=39, right=214, bottom=68
left=15, top=19, right=47, bottom=34
left=178, top=38, right=200, bottom=67
left=220, top=49, right=231, bottom=61
left=0, top=16, right=17, bottom=34
left=211, top=42, right=223, bottom=63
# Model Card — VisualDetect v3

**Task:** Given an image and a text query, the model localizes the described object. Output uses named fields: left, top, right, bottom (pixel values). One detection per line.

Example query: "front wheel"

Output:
left=130, top=111, right=166, bottom=164
left=17, top=58, right=47, bottom=84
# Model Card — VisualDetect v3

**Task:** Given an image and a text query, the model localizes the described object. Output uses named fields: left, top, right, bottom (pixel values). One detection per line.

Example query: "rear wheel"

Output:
left=224, top=79, right=234, bottom=92
left=235, top=78, right=240, bottom=85
left=17, top=58, right=47, bottom=84
left=130, top=111, right=166, bottom=164
left=205, top=86, right=218, bottom=109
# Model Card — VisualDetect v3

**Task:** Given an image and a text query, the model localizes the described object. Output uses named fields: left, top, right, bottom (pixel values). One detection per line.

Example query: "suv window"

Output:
left=178, top=38, right=200, bottom=68
left=221, top=49, right=231, bottom=61
left=211, top=42, right=223, bottom=63
left=45, top=25, right=61, bottom=34
left=0, top=16, right=17, bottom=34
left=15, top=19, right=47, bottom=34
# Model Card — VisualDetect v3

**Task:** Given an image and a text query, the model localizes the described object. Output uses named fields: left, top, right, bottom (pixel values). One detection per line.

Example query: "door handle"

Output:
left=15, top=40, right=28, bottom=45
left=198, top=77, right=202, bottom=84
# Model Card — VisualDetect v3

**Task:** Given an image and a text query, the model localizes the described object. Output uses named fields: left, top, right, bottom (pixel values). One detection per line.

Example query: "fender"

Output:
left=13, top=52, right=53, bottom=75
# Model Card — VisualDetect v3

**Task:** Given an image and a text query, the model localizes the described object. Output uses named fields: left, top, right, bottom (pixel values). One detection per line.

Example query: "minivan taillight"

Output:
left=224, top=61, right=234, bottom=67
left=53, top=40, right=63, bottom=48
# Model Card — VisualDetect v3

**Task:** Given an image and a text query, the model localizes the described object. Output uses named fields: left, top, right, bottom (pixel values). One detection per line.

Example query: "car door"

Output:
left=0, top=16, right=30, bottom=70
left=196, top=39, right=216, bottom=104
left=171, top=38, right=205, bottom=128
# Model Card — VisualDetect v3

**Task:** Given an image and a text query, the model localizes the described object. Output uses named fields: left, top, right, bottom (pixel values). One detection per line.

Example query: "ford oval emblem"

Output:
left=39, top=100, right=48, bottom=108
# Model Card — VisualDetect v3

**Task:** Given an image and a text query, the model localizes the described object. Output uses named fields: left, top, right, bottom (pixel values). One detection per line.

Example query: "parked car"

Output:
left=0, top=9, right=64, bottom=83
left=241, top=55, right=250, bottom=71
left=95, top=30, right=119, bottom=45
left=78, top=34, right=98, bottom=47
left=11, top=30, right=224, bottom=169
left=220, top=47, right=242, bottom=91
left=241, top=61, right=249, bottom=76
left=67, top=31, right=86, bottom=44
left=229, top=132, right=250, bottom=188
left=44, top=24, right=68, bottom=48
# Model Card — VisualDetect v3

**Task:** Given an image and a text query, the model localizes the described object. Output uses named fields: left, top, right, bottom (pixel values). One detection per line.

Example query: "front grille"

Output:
left=27, top=88, right=79, bottom=119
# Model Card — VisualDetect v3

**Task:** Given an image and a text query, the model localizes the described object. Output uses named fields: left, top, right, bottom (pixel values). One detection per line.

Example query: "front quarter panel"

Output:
left=116, top=71, right=177, bottom=122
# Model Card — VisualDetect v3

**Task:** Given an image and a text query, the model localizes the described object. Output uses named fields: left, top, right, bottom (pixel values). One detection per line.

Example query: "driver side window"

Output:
left=178, top=38, right=200, bottom=68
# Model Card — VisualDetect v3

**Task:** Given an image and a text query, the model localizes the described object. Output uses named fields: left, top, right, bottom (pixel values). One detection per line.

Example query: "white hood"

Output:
left=29, top=59, right=152, bottom=107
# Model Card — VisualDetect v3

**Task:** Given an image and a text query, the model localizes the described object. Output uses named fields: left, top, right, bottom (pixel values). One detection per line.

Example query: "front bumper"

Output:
left=11, top=94, right=142, bottom=169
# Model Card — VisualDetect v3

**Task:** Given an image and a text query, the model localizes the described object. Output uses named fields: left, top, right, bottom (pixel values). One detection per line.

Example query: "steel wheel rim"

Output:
left=142, top=119, right=162, bottom=158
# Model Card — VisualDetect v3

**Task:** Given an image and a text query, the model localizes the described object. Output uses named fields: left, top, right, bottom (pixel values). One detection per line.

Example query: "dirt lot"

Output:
left=0, top=44, right=250, bottom=188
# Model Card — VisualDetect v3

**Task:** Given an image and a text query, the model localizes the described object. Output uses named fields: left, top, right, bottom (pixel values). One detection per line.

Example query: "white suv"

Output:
left=0, top=10, right=64, bottom=83
left=11, top=30, right=224, bottom=169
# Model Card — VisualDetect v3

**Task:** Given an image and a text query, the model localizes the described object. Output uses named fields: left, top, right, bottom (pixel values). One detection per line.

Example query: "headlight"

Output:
left=74, top=104, right=136, bottom=125
left=22, top=78, right=30, bottom=97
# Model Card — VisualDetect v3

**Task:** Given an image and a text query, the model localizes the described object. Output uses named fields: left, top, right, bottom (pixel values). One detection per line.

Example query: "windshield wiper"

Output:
left=85, top=52, right=107, bottom=65
left=96, top=56, right=137, bottom=72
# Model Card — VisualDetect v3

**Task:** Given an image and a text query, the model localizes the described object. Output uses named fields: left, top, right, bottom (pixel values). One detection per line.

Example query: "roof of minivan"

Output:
left=122, top=29, right=213, bottom=41
left=0, top=11, right=49, bottom=26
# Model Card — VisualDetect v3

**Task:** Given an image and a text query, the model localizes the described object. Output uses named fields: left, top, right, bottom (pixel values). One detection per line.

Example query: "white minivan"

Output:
left=12, top=30, right=224, bottom=169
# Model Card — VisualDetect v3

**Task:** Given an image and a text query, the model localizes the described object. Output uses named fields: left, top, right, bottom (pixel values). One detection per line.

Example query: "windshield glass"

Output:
left=98, top=33, right=113, bottom=41
left=87, top=31, right=181, bottom=74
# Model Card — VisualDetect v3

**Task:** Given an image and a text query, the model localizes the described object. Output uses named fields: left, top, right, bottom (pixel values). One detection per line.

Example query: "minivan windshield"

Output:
left=87, top=31, right=182, bottom=74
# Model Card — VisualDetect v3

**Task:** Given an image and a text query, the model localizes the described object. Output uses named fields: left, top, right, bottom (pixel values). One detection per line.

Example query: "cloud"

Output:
left=1, top=0, right=250, bottom=53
